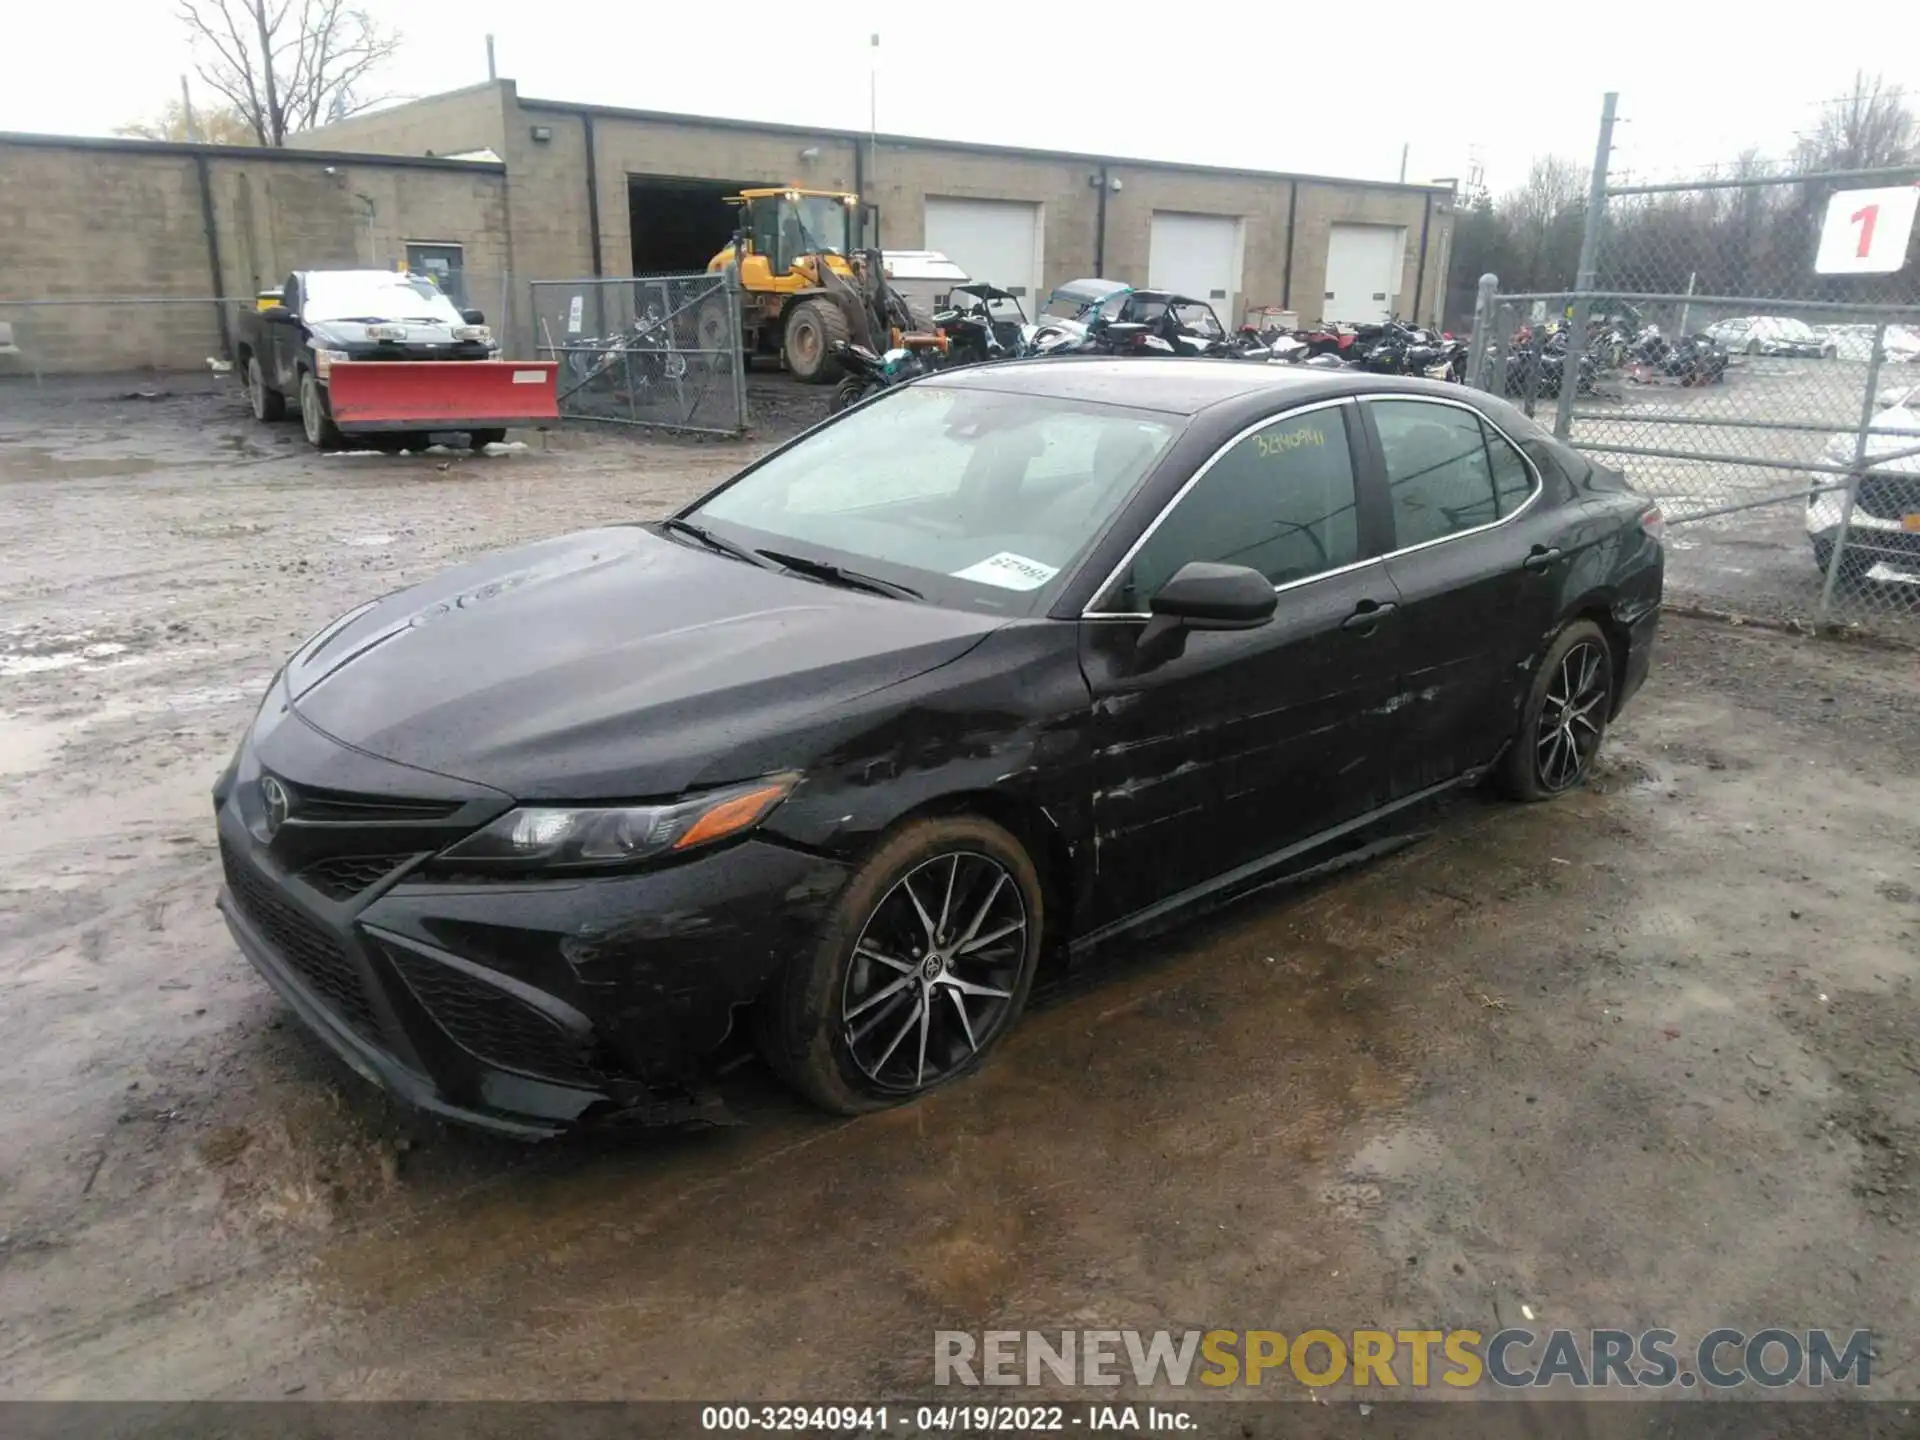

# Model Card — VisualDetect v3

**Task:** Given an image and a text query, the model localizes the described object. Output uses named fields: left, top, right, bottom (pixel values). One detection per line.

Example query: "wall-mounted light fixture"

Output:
left=799, top=145, right=822, bottom=162
left=529, top=124, right=553, bottom=143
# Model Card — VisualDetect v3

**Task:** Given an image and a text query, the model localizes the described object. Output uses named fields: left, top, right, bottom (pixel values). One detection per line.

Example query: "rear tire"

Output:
left=1497, top=620, right=1614, bottom=802
left=469, top=428, right=508, bottom=449
left=757, top=815, right=1043, bottom=1114
left=782, top=298, right=849, bottom=384
left=246, top=354, right=286, bottom=421
left=298, top=370, right=344, bottom=451
left=695, top=298, right=736, bottom=356
left=1812, top=537, right=1868, bottom=582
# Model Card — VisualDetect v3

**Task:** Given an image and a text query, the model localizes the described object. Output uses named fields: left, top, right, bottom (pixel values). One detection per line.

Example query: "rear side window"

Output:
left=1372, top=399, right=1537, bottom=548
left=1115, top=406, right=1359, bottom=605
left=1486, top=426, right=1537, bottom=516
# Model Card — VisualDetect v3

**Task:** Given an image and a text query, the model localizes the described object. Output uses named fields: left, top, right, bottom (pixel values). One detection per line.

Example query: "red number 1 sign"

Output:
left=1816, top=185, right=1919, bottom=275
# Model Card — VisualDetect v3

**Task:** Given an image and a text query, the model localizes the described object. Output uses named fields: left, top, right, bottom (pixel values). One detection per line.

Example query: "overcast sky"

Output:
left=4, top=1, right=1913, bottom=192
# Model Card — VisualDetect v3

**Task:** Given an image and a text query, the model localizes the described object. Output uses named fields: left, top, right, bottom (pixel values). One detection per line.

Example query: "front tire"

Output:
left=298, top=370, right=344, bottom=451
left=782, top=298, right=849, bottom=384
left=758, top=816, right=1042, bottom=1113
left=829, top=375, right=874, bottom=414
left=1498, top=620, right=1614, bottom=802
left=1812, top=537, right=1868, bottom=582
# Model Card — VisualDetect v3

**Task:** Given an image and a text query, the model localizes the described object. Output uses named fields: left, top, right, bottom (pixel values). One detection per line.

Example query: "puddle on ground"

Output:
left=0, top=714, right=65, bottom=778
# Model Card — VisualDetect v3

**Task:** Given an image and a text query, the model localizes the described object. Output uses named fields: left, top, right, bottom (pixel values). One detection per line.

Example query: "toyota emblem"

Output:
left=260, top=775, right=291, bottom=837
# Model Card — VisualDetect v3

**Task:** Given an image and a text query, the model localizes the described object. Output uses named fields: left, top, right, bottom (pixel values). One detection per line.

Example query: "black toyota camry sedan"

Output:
left=215, top=360, right=1663, bottom=1135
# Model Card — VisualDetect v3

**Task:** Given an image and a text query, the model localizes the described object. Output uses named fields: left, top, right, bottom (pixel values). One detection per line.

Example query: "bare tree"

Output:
left=178, top=0, right=401, bottom=147
left=1795, top=71, right=1917, bottom=173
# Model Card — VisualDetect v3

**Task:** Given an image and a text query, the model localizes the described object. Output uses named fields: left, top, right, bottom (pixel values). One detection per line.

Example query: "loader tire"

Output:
left=695, top=298, right=736, bottom=356
left=783, top=299, right=848, bottom=384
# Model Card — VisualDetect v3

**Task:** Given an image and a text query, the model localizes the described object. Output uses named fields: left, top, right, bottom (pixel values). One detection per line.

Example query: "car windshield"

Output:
left=302, top=272, right=466, bottom=325
left=685, top=384, right=1181, bottom=614
left=791, top=196, right=850, bottom=255
left=1173, top=302, right=1223, bottom=337
left=1043, top=288, right=1126, bottom=322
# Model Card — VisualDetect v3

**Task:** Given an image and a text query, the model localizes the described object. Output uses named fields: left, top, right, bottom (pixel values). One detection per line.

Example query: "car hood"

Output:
left=306, top=319, right=474, bottom=348
left=287, top=526, right=1005, bottom=799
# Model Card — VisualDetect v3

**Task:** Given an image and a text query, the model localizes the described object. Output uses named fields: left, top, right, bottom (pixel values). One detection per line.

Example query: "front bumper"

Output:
left=216, top=704, right=849, bottom=1136
left=1806, top=492, right=1920, bottom=579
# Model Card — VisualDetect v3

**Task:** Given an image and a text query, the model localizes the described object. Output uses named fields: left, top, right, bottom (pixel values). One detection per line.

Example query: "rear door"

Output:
left=1079, top=399, right=1403, bottom=926
left=1358, top=395, right=1564, bottom=794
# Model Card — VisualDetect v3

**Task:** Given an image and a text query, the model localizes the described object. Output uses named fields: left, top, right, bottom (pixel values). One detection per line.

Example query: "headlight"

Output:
left=453, top=324, right=493, bottom=343
left=313, top=347, right=351, bottom=378
left=437, top=774, right=798, bottom=871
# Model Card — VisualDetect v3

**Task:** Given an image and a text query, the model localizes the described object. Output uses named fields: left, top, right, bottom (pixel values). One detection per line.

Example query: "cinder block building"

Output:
left=296, top=80, right=1456, bottom=349
left=0, top=79, right=1453, bottom=372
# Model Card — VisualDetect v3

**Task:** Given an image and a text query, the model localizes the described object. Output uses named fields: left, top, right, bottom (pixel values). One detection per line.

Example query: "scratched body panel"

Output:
left=1079, top=563, right=1403, bottom=926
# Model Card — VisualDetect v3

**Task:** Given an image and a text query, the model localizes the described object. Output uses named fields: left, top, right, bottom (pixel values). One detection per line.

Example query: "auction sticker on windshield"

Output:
left=952, top=552, right=1060, bottom=590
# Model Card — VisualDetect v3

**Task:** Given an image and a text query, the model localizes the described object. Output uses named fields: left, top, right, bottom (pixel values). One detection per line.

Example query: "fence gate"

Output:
left=531, top=273, right=746, bottom=437
left=1464, top=94, right=1920, bottom=640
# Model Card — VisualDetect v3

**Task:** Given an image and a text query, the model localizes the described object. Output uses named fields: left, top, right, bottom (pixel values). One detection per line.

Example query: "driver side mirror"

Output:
left=261, top=305, right=294, bottom=324
left=461, top=308, right=486, bottom=326
left=1135, top=562, right=1276, bottom=666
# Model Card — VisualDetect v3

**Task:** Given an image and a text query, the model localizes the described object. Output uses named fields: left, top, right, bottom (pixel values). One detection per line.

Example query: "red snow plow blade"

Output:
left=325, top=361, right=559, bottom=433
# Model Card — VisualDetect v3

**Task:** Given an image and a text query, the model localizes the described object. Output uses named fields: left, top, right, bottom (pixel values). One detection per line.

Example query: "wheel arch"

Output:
left=1564, top=594, right=1633, bottom=717
left=871, top=788, right=1078, bottom=966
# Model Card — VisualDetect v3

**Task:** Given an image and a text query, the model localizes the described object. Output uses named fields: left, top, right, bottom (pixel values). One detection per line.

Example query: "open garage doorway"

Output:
left=628, top=176, right=761, bottom=274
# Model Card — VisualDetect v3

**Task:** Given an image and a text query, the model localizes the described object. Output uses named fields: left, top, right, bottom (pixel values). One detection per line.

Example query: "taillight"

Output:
left=1639, top=505, right=1666, bottom=543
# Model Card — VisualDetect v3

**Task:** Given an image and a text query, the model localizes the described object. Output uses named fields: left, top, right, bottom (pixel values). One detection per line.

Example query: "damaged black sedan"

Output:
left=215, top=361, right=1663, bottom=1135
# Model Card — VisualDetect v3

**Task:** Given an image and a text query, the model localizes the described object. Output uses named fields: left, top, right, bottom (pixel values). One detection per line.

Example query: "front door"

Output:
left=1079, top=400, right=1403, bottom=928
left=1360, top=395, right=1564, bottom=793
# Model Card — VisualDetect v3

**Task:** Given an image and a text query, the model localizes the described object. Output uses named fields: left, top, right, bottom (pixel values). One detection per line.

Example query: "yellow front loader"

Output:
left=703, top=187, right=864, bottom=383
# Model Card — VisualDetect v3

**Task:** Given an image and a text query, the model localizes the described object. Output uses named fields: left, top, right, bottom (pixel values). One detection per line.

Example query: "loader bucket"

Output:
left=325, top=361, right=559, bottom=433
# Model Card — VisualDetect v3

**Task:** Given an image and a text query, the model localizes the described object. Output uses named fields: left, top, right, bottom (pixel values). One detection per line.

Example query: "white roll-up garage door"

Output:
left=1148, top=212, right=1244, bottom=329
left=1323, top=224, right=1407, bottom=325
left=923, top=198, right=1043, bottom=303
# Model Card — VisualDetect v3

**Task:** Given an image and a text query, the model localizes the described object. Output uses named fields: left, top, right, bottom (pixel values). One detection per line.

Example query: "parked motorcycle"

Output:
left=562, top=304, right=689, bottom=389
left=1354, top=319, right=1466, bottom=380
left=827, top=339, right=937, bottom=413
left=1626, top=329, right=1729, bottom=387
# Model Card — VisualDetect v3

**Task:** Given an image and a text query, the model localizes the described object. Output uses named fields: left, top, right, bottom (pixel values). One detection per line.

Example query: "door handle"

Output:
left=1523, top=546, right=1564, bottom=571
left=1341, top=600, right=1397, bottom=632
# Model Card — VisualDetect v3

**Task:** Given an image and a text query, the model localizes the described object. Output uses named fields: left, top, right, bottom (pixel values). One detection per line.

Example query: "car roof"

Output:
left=1050, top=278, right=1131, bottom=300
left=930, top=357, right=1470, bottom=416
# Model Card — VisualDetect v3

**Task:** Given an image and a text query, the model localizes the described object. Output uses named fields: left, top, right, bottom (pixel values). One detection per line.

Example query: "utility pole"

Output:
left=179, top=74, right=200, bottom=143
left=1398, top=142, right=1408, bottom=184
left=486, top=34, right=497, bottom=81
left=866, top=34, right=881, bottom=246
left=1554, top=91, right=1618, bottom=439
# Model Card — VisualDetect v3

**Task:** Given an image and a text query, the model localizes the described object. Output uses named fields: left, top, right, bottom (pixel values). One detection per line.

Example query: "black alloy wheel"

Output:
left=757, top=816, right=1042, bottom=1113
left=1499, top=620, right=1614, bottom=802
left=841, top=851, right=1028, bottom=1093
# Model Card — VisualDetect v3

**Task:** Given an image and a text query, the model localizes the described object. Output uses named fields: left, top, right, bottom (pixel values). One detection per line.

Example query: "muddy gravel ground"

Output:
left=3, top=377, right=1920, bottom=1425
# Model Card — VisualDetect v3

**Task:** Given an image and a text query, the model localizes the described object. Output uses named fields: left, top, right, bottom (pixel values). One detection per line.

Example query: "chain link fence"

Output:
left=1464, top=97, right=1920, bottom=640
left=531, top=274, right=746, bottom=437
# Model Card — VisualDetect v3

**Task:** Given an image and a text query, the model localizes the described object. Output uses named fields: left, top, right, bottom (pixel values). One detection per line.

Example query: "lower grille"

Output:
left=222, top=839, right=382, bottom=1040
left=1857, top=473, right=1920, bottom=522
left=385, top=948, right=598, bottom=1086
left=300, top=853, right=418, bottom=901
